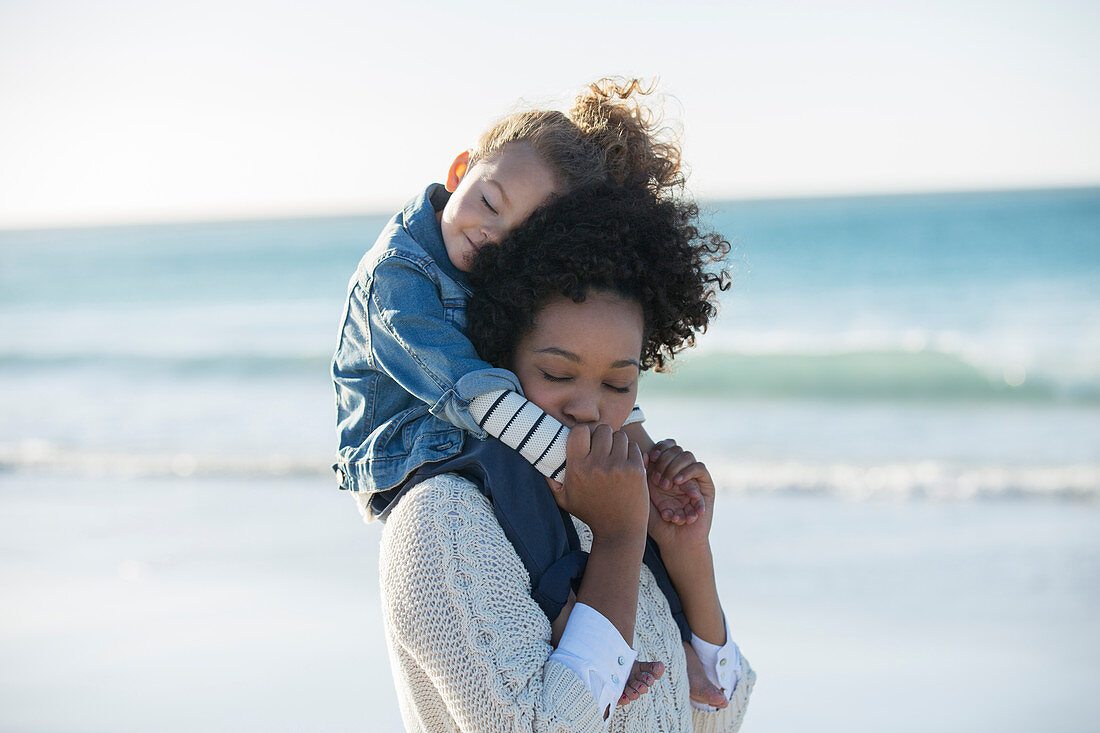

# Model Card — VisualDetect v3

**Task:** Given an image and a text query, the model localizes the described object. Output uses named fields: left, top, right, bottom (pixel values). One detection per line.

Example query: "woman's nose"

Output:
left=562, top=391, right=600, bottom=426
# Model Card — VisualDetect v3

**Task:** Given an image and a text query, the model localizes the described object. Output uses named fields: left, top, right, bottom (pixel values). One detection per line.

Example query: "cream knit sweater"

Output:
left=378, top=473, right=755, bottom=732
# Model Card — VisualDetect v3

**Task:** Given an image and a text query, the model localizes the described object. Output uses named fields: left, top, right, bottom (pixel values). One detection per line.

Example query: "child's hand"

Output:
left=646, top=438, right=707, bottom=525
left=683, top=641, right=728, bottom=709
left=645, top=440, right=717, bottom=553
left=617, top=660, right=665, bottom=706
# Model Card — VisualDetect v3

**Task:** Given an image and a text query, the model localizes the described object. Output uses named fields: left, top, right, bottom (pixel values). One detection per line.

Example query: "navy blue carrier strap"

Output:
left=401, top=437, right=692, bottom=642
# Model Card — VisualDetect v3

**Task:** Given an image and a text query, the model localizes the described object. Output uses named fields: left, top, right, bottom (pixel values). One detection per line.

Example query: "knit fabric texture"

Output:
left=378, top=472, right=754, bottom=732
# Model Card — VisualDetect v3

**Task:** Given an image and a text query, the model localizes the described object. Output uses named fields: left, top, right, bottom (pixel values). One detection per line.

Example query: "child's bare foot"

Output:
left=617, top=660, right=665, bottom=706
left=684, top=641, right=728, bottom=709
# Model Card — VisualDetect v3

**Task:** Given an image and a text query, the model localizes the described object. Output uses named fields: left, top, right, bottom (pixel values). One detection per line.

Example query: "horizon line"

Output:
left=2, top=182, right=1098, bottom=234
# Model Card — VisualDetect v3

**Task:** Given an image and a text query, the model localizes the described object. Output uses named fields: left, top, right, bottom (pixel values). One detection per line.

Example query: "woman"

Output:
left=377, top=185, right=754, bottom=732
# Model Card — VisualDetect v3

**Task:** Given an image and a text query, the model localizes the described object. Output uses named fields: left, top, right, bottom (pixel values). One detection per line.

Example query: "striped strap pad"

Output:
left=469, top=390, right=569, bottom=482
left=469, top=391, right=646, bottom=483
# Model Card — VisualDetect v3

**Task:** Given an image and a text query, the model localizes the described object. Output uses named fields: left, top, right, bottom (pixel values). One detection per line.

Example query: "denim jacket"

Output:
left=332, top=184, right=521, bottom=512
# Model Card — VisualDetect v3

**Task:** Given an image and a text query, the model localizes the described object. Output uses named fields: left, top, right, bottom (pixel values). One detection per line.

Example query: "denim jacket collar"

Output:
left=403, top=183, right=471, bottom=292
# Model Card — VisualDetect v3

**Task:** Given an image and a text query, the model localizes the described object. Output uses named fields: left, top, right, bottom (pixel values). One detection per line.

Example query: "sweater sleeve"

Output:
left=379, top=474, right=608, bottom=733
left=550, top=602, right=636, bottom=717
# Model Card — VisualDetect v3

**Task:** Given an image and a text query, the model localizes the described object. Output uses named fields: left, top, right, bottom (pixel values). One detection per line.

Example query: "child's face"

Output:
left=439, top=143, right=558, bottom=272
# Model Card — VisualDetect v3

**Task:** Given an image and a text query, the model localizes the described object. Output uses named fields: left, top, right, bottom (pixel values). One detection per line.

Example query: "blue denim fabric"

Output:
left=332, top=184, right=522, bottom=503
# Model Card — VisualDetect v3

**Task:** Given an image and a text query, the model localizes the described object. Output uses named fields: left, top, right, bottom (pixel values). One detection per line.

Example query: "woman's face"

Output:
left=512, top=290, right=644, bottom=431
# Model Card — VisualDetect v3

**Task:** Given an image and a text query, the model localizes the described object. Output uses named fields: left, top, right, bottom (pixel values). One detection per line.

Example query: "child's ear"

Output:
left=445, top=151, right=470, bottom=192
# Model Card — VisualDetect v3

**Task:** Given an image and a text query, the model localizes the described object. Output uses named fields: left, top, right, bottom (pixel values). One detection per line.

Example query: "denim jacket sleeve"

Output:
left=363, top=252, right=521, bottom=435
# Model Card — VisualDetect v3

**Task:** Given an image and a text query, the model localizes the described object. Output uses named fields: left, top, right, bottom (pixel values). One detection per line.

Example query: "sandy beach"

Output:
left=2, top=471, right=1097, bottom=732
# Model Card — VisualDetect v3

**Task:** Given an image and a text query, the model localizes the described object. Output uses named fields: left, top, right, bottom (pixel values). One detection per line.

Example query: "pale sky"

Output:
left=1, top=0, right=1098, bottom=228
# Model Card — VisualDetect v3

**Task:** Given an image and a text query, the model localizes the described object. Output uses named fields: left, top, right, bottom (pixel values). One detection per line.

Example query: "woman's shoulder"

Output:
left=381, top=473, right=501, bottom=559
left=378, top=472, right=544, bottom=639
left=386, top=473, right=487, bottom=523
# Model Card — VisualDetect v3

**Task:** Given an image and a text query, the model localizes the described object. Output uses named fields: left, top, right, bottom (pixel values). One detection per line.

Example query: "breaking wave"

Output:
left=3, top=441, right=1097, bottom=502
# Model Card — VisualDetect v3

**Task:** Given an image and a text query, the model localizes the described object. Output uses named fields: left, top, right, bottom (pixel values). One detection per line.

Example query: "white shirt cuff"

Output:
left=689, top=615, right=741, bottom=712
left=549, top=602, right=636, bottom=719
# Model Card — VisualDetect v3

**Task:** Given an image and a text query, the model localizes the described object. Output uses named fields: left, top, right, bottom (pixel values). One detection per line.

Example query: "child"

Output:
left=332, top=78, right=730, bottom=710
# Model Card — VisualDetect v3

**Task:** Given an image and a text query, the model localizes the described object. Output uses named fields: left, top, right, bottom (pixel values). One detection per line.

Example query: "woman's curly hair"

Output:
left=466, top=184, right=730, bottom=373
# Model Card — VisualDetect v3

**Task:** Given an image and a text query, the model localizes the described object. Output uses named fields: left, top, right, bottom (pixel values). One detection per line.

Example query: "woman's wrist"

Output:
left=588, top=498, right=651, bottom=549
left=590, top=525, right=649, bottom=556
left=578, top=530, right=647, bottom=646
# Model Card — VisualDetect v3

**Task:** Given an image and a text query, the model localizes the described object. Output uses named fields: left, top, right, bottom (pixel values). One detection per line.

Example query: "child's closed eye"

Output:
left=481, top=195, right=498, bottom=214
left=540, top=370, right=571, bottom=383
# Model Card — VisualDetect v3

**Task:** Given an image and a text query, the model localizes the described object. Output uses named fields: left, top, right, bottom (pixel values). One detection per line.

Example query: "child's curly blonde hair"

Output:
left=469, top=78, right=683, bottom=198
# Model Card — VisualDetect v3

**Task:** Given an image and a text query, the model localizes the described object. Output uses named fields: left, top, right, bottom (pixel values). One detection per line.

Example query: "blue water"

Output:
left=1, top=187, right=1098, bottom=499
left=2, top=189, right=1099, bottom=732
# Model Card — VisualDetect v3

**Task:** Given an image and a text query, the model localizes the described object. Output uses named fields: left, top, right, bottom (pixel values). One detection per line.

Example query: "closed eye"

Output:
left=605, top=383, right=632, bottom=394
left=481, top=195, right=498, bottom=215
left=540, top=371, right=570, bottom=383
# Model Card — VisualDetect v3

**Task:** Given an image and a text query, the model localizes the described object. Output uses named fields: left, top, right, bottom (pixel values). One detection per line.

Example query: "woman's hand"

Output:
left=550, top=424, right=649, bottom=543
left=645, top=440, right=716, bottom=556
left=549, top=424, right=649, bottom=652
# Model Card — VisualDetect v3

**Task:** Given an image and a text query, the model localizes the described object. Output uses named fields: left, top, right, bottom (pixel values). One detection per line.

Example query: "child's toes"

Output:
left=643, top=660, right=665, bottom=680
left=690, top=683, right=729, bottom=709
left=620, top=659, right=666, bottom=706
left=635, top=660, right=664, bottom=683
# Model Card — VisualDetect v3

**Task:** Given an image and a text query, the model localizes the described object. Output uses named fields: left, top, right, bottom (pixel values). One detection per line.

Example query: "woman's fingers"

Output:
left=565, top=423, right=592, bottom=460
left=568, top=423, right=640, bottom=468
left=559, top=424, right=649, bottom=536
left=610, top=428, right=629, bottom=461
left=589, top=423, right=614, bottom=457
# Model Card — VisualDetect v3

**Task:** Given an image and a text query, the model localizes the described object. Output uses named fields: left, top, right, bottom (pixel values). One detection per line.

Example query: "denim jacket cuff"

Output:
left=441, top=368, right=523, bottom=434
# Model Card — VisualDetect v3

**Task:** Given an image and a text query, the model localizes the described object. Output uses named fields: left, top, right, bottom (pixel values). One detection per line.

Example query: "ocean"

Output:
left=2, top=187, right=1098, bottom=731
